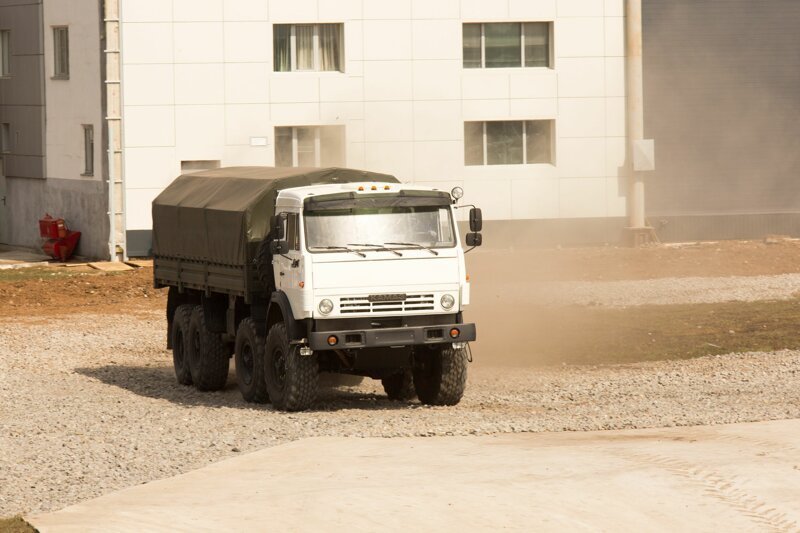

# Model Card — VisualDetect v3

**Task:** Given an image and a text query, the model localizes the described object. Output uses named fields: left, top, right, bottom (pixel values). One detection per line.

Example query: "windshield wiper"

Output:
left=347, top=243, right=403, bottom=257
left=308, top=245, right=366, bottom=258
left=384, top=242, right=439, bottom=256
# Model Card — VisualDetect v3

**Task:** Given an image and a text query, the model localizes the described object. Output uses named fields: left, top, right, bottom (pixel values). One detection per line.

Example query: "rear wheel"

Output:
left=381, top=371, right=416, bottom=401
left=187, top=306, right=230, bottom=391
left=413, top=344, right=468, bottom=406
left=264, top=322, right=318, bottom=411
left=171, top=304, right=194, bottom=385
left=234, top=318, right=269, bottom=403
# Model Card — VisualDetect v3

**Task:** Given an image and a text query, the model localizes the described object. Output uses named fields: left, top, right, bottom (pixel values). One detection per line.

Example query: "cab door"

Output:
left=274, top=211, right=303, bottom=315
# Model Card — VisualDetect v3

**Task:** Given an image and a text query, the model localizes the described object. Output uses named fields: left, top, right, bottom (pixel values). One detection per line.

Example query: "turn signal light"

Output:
left=384, top=185, right=390, bottom=190
left=449, top=328, right=460, bottom=338
left=466, top=274, right=470, bottom=281
left=298, top=281, right=305, bottom=288
left=327, top=335, right=338, bottom=346
left=358, top=186, right=364, bottom=191
left=371, top=185, right=377, bottom=190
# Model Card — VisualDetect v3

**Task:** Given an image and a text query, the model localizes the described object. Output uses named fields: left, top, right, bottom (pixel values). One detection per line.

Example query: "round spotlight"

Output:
left=451, top=186, right=464, bottom=200
left=440, top=294, right=455, bottom=310
left=327, top=335, right=338, bottom=346
left=318, top=299, right=334, bottom=315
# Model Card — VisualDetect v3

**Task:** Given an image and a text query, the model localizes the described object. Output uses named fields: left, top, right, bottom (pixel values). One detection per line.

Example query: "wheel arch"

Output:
left=267, top=290, right=306, bottom=341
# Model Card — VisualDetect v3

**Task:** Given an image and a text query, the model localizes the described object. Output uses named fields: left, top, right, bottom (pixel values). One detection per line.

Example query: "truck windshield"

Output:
left=305, top=206, right=456, bottom=251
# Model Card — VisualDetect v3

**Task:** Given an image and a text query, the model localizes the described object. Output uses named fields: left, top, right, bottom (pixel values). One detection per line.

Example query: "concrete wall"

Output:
left=119, top=0, right=628, bottom=255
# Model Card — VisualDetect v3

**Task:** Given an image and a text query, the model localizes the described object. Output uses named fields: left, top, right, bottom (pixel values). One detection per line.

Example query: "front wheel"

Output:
left=234, top=318, right=269, bottom=403
left=264, top=322, right=319, bottom=411
left=187, top=306, right=230, bottom=391
left=413, top=344, right=468, bottom=406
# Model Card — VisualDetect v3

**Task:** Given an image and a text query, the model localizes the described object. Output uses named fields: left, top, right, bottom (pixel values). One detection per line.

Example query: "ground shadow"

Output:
left=75, top=365, right=414, bottom=413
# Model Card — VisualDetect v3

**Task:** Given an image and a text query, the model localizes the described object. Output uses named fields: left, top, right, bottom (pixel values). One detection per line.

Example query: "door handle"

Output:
left=279, top=271, right=285, bottom=276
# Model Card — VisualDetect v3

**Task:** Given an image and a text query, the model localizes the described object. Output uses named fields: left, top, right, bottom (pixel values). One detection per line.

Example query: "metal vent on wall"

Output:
left=339, top=294, right=435, bottom=314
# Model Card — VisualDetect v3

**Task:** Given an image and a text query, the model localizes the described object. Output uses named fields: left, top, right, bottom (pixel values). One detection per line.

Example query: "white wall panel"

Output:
left=125, top=188, right=161, bottom=230
left=509, top=71, right=558, bottom=99
left=413, top=100, right=462, bottom=141
left=270, top=76, right=320, bottom=103
left=175, top=105, right=225, bottom=155
left=605, top=97, right=626, bottom=137
left=268, top=0, right=317, bottom=22
left=461, top=0, right=508, bottom=20
left=413, top=140, right=462, bottom=181
left=363, top=0, right=411, bottom=20
left=124, top=147, right=178, bottom=189
left=224, top=22, right=270, bottom=62
left=606, top=176, right=626, bottom=216
left=604, top=57, right=625, bottom=96
left=123, top=65, right=174, bottom=105
left=604, top=16, right=625, bottom=56
left=605, top=136, right=626, bottom=177
left=559, top=177, right=607, bottom=218
left=364, top=60, right=413, bottom=101
left=557, top=57, right=605, bottom=97
left=175, top=64, right=225, bottom=104
left=173, top=0, right=223, bottom=21
left=124, top=106, right=175, bottom=147
left=412, top=0, right=459, bottom=19
left=363, top=21, right=412, bottom=60
left=121, top=0, right=173, bottom=23
left=320, top=102, right=364, bottom=122
left=462, top=99, right=509, bottom=119
left=225, top=104, right=270, bottom=145
left=223, top=145, right=273, bottom=166
left=319, top=0, right=362, bottom=20
left=557, top=0, right=604, bottom=18
left=122, top=23, right=173, bottom=64
left=555, top=18, right=605, bottom=57
left=224, top=63, right=270, bottom=103
left=320, top=76, right=364, bottom=102
left=511, top=178, right=560, bottom=219
left=461, top=178, right=512, bottom=219
left=174, top=22, right=224, bottom=63
left=270, top=102, right=320, bottom=124
left=604, top=0, right=623, bottom=17
left=557, top=137, right=606, bottom=178
left=413, top=60, right=461, bottom=100
left=365, top=142, right=414, bottom=178
left=412, top=20, right=461, bottom=60
left=462, top=72, right=509, bottom=100
left=509, top=0, right=556, bottom=19
left=509, top=98, right=557, bottom=118
left=364, top=101, right=413, bottom=142
left=558, top=97, right=605, bottom=137
left=223, top=0, right=269, bottom=21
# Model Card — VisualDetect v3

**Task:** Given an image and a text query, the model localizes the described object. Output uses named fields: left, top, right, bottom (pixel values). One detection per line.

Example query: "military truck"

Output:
left=153, top=167, right=482, bottom=411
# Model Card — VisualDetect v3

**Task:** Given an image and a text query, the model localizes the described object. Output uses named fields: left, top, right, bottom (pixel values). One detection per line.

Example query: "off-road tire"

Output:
left=264, top=322, right=318, bottom=411
left=413, top=344, right=468, bottom=406
left=187, top=306, right=230, bottom=391
left=171, top=304, right=194, bottom=385
left=234, top=318, right=269, bottom=403
left=381, top=371, right=416, bottom=401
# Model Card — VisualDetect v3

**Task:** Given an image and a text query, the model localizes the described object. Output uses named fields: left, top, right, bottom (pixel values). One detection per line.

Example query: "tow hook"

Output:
left=299, top=346, right=313, bottom=357
left=452, top=342, right=466, bottom=350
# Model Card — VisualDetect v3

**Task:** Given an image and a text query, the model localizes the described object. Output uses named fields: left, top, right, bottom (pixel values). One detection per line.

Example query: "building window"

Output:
left=464, top=120, right=554, bottom=166
left=275, top=126, right=345, bottom=167
left=274, top=24, right=343, bottom=72
left=82, top=125, right=94, bottom=176
left=53, top=26, right=69, bottom=79
left=1, top=30, right=10, bottom=76
left=1, top=123, right=11, bottom=153
left=463, top=22, right=551, bottom=69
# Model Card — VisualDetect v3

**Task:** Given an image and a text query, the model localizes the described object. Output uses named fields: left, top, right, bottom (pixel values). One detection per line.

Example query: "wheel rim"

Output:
left=240, top=343, right=254, bottom=385
left=272, top=348, right=286, bottom=391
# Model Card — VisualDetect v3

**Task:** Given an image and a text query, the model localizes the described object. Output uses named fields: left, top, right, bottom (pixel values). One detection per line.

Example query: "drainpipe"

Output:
left=625, top=0, right=655, bottom=243
left=104, top=0, right=123, bottom=260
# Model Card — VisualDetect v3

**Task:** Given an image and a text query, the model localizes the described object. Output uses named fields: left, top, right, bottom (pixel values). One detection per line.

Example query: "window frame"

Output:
left=464, top=120, right=556, bottom=166
left=273, top=23, right=344, bottom=73
left=462, top=22, right=553, bottom=69
left=1, top=122, right=11, bottom=153
left=82, top=124, right=94, bottom=176
left=52, top=26, right=70, bottom=79
left=274, top=125, right=345, bottom=168
left=0, top=30, right=11, bottom=77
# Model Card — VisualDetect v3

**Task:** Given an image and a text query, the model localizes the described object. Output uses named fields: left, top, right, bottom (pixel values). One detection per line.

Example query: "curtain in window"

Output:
left=296, top=25, right=314, bottom=70
left=273, top=25, right=291, bottom=72
left=525, top=121, right=552, bottom=164
left=484, top=23, right=521, bottom=68
left=319, top=24, right=342, bottom=72
left=524, top=23, right=550, bottom=68
left=486, top=121, right=523, bottom=165
left=462, top=24, right=481, bottom=68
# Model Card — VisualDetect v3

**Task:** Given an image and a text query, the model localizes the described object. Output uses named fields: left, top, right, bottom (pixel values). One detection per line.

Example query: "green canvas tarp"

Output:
left=152, top=166, right=399, bottom=266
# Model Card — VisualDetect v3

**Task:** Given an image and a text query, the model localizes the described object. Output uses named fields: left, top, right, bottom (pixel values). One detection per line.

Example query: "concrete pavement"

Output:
left=29, top=420, right=800, bottom=532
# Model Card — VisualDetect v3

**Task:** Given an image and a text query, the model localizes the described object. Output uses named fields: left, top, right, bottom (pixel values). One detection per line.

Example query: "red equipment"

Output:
left=39, top=214, right=81, bottom=261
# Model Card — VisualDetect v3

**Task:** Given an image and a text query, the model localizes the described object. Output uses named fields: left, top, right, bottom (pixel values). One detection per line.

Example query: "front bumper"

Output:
left=308, top=322, right=476, bottom=350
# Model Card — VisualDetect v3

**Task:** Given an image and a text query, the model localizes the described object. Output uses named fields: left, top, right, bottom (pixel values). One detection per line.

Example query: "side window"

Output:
left=286, top=213, right=300, bottom=251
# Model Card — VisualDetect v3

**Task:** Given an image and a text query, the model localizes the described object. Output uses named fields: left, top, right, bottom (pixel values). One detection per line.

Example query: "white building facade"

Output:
left=120, top=0, right=628, bottom=255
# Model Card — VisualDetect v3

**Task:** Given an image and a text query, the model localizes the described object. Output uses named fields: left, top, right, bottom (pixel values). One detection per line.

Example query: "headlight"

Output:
left=440, top=294, right=455, bottom=310
left=318, top=299, right=334, bottom=315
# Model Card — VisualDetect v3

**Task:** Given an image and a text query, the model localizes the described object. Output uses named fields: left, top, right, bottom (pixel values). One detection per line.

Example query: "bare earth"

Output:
left=2, top=240, right=800, bottom=517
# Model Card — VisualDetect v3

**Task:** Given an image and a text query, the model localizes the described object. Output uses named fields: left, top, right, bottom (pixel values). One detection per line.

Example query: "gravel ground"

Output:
left=2, top=311, right=800, bottom=517
left=494, top=273, right=800, bottom=307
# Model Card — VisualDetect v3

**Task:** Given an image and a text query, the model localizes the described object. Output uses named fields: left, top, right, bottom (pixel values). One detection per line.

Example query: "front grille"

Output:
left=339, top=294, right=435, bottom=314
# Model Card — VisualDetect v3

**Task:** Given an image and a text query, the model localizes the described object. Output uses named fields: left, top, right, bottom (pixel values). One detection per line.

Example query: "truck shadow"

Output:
left=75, top=365, right=413, bottom=412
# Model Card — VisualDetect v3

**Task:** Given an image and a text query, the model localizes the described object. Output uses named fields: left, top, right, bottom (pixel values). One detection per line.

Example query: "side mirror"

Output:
left=469, top=207, right=482, bottom=232
left=270, top=240, right=289, bottom=254
left=465, top=232, right=482, bottom=247
left=271, top=213, right=286, bottom=240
